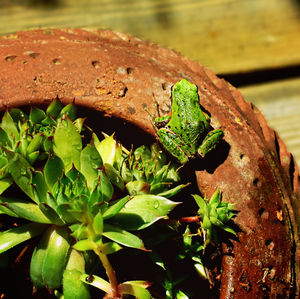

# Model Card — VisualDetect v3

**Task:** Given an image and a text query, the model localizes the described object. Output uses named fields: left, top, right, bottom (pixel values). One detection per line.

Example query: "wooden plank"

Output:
left=0, top=0, right=300, bottom=74
left=240, top=78, right=300, bottom=166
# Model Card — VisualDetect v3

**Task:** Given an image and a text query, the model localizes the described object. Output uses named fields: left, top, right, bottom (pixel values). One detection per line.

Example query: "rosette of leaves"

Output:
left=192, top=190, right=236, bottom=248
left=0, top=99, right=83, bottom=194
left=0, top=106, right=180, bottom=299
left=94, top=133, right=188, bottom=198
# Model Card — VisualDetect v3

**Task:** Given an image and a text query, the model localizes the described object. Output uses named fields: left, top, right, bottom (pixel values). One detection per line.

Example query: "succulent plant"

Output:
left=94, top=133, right=188, bottom=198
left=0, top=101, right=182, bottom=299
left=193, top=189, right=236, bottom=248
left=0, top=99, right=83, bottom=194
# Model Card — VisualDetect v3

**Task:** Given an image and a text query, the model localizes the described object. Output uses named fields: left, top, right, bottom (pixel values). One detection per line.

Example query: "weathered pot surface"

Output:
left=0, top=29, right=299, bottom=298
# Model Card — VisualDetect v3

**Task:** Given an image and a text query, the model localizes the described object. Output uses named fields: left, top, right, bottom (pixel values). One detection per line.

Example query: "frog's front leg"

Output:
left=198, top=129, right=224, bottom=157
left=157, top=128, right=189, bottom=164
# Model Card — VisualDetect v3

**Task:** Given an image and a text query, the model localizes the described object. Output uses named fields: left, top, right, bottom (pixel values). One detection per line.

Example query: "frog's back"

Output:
left=169, top=79, right=208, bottom=151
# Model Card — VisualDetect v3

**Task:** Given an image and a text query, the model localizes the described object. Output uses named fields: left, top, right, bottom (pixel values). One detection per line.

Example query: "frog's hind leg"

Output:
left=157, top=128, right=189, bottom=164
left=198, top=129, right=224, bottom=157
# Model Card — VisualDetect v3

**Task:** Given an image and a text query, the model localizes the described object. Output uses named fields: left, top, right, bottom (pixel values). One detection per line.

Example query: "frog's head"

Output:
left=172, top=79, right=198, bottom=104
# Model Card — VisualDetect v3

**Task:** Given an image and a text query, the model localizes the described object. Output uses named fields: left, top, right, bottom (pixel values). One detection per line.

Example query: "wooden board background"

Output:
left=0, top=0, right=299, bottom=165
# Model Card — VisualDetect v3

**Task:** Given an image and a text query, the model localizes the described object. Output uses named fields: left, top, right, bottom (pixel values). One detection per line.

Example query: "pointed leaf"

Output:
left=32, top=171, right=48, bottom=204
left=0, top=197, right=54, bottom=224
left=29, top=108, right=46, bottom=124
left=80, top=274, right=111, bottom=295
left=98, top=242, right=122, bottom=255
left=103, top=163, right=124, bottom=190
left=96, top=133, right=117, bottom=165
left=6, top=151, right=34, bottom=200
left=59, top=104, right=77, bottom=121
left=46, top=99, right=64, bottom=118
left=119, top=281, right=151, bottom=299
left=102, top=223, right=145, bottom=250
left=192, top=194, right=207, bottom=217
left=53, top=118, right=82, bottom=172
left=80, top=144, right=103, bottom=190
left=102, top=196, right=129, bottom=220
left=1, top=111, right=19, bottom=140
left=0, top=223, right=46, bottom=254
left=27, top=133, right=44, bottom=154
left=0, top=177, right=12, bottom=195
left=111, top=194, right=180, bottom=230
left=44, top=155, right=64, bottom=191
left=155, top=183, right=189, bottom=198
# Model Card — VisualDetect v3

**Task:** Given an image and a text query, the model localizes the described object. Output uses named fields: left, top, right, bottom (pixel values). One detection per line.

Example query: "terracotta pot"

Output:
left=0, top=29, right=299, bottom=298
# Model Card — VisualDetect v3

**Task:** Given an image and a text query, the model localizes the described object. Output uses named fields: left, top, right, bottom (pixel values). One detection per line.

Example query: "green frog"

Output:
left=150, top=79, right=224, bottom=164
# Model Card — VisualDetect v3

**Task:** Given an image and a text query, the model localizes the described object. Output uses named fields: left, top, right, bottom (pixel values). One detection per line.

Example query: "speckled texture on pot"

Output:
left=0, top=29, right=299, bottom=298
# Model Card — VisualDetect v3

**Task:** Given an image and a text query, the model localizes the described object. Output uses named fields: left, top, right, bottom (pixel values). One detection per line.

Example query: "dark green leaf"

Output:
left=27, top=133, right=44, bottom=154
left=103, top=163, right=124, bottom=190
left=29, top=108, right=46, bottom=124
left=46, top=99, right=64, bottom=118
left=44, top=155, right=64, bottom=191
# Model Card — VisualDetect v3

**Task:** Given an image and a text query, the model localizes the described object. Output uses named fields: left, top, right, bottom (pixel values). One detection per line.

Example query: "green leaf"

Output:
left=0, top=177, right=12, bottom=195
left=27, top=133, right=44, bottom=154
left=119, top=281, right=151, bottom=299
left=93, top=211, right=103, bottom=235
left=32, top=171, right=48, bottom=204
left=0, top=197, right=54, bottom=224
left=73, top=239, right=95, bottom=251
left=80, top=144, right=103, bottom=190
left=44, top=155, right=64, bottom=191
left=65, top=248, right=86, bottom=272
left=156, top=183, right=189, bottom=198
left=102, top=223, right=145, bottom=250
left=80, top=274, right=111, bottom=295
left=0, top=223, right=46, bottom=254
left=111, top=194, right=180, bottom=230
left=219, top=224, right=237, bottom=236
left=1, top=111, right=19, bottom=140
left=98, top=242, right=122, bottom=255
left=53, top=118, right=82, bottom=172
left=38, top=226, right=71, bottom=289
left=192, top=194, right=207, bottom=217
left=102, top=196, right=129, bottom=220
left=6, top=151, right=34, bottom=200
left=29, top=108, right=46, bottom=124
left=96, top=133, right=117, bottom=165
left=126, top=181, right=150, bottom=196
left=63, top=269, right=90, bottom=299
left=46, top=99, right=64, bottom=118
left=103, top=163, right=124, bottom=190
left=0, top=127, right=11, bottom=147
left=59, top=104, right=77, bottom=122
